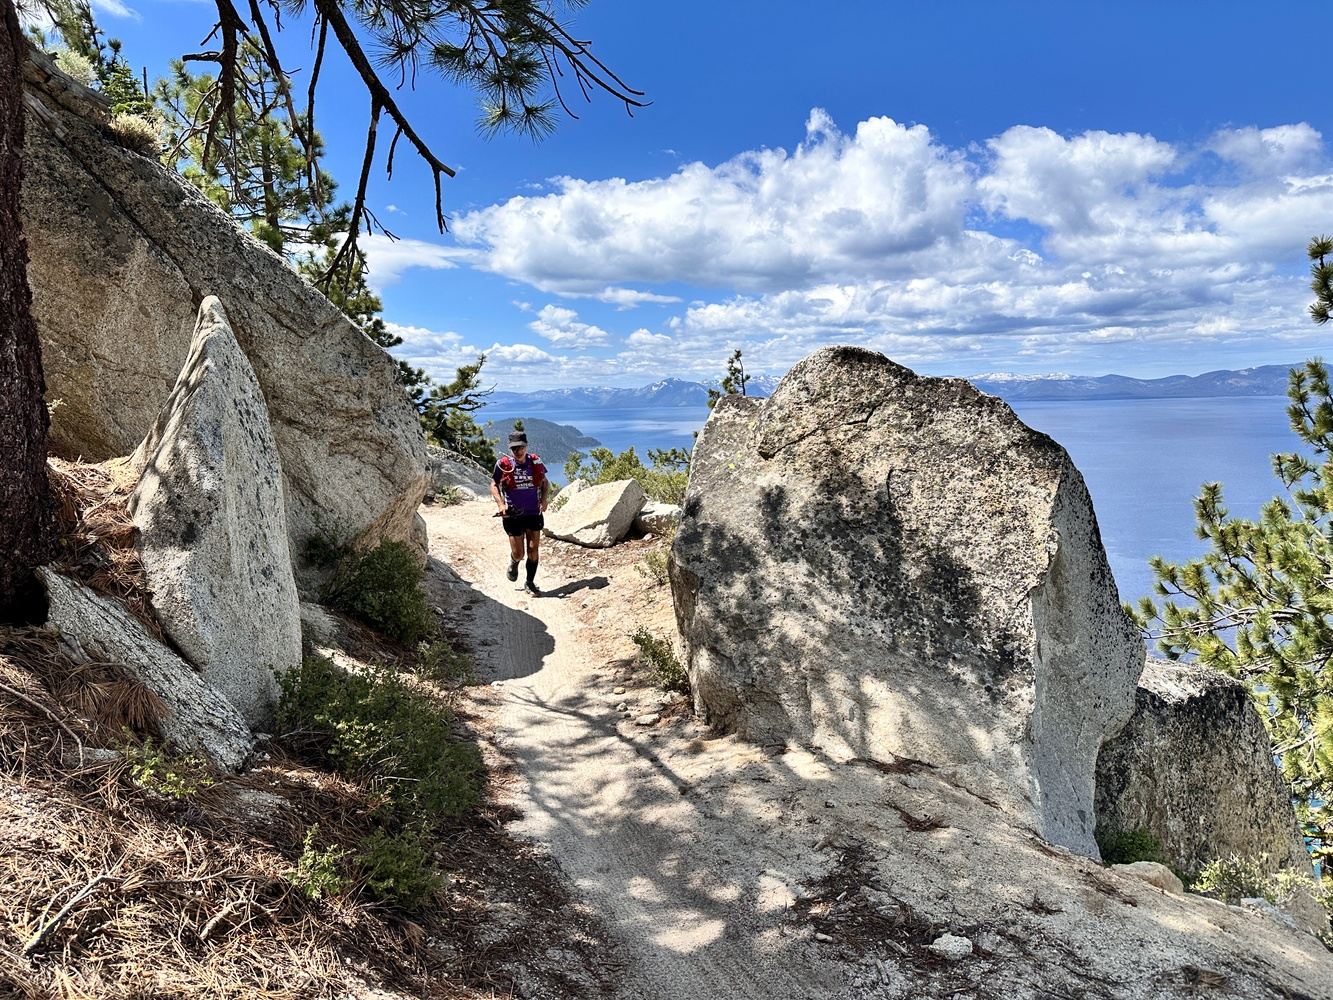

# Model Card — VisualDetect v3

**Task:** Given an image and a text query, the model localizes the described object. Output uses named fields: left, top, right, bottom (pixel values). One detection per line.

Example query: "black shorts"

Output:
left=502, top=512, right=544, bottom=537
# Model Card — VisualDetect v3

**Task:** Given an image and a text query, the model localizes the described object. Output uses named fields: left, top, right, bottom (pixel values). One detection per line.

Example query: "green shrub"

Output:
left=630, top=628, right=689, bottom=695
left=637, top=548, right=670, bottom=587
left=416, top=638, right=474, bottom=686
left=356, top=825, right=445, bottom=909
left=1191, top=854, right=1279, bottom=903
left=53, top=47, right=97, bottom=86
left=123, top=737, right=213, bottom=799
left=637, top=527, right=675, bottom=586
left=277, top=655, right=482, bottom=822
left=433, top=484, right=465, bottom=507
left=565, top=446, right=689, bottom=505
left=1096, top=827, right=1171, bottom=867
left=318, top=540, right=433, bottom=645
left=290, top=825, right=347, bottom=900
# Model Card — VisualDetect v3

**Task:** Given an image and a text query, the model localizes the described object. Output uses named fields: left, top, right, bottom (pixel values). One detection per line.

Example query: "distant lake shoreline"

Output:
left=479, top=394, right=1297, bottom=608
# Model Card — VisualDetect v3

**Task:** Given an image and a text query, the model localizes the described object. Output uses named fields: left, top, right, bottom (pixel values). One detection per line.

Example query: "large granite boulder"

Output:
left=20, top=48, right=427, bottom=579
left=1095, top=659, right=1310, bottom=878
left=669, top=347, right=1142, bottom=856
left=425, top=445, right=492, bottom=500
left=40, top=569, right=253, bottom=770
left=544, top=480, right=646, bottom=548
left=128, top=297, right=302, bottom=727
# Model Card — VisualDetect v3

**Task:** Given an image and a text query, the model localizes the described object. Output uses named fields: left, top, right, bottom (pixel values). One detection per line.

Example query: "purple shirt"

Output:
left=494, top=456, right=543, bottom=514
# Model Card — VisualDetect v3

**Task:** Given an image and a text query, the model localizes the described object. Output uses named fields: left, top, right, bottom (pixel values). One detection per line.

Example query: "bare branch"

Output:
left=313, top=0, right=455, bottom=232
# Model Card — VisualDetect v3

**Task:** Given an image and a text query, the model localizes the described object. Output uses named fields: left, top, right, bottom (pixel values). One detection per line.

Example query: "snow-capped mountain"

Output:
left=482, top=365, right=1297, bottom=413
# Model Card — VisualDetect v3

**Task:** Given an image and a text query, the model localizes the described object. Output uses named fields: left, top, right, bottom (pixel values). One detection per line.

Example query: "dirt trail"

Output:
left=422, top=500, right=1333, bottom=1000
left=423, top=501, right=841, bottom=1000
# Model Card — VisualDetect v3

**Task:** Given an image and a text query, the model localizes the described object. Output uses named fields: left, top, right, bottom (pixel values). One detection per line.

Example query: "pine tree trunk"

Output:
left=0, top=0, right=55, bottom=615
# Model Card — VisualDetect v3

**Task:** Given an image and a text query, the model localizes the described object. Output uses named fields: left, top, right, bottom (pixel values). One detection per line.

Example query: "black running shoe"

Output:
left=524, top=580, right=542, bottom=596
left=506, top=560, right=519, bottom=582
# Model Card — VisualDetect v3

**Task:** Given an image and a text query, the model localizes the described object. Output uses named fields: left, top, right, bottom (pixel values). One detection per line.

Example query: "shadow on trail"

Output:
left=424, top=554, right=554, bottom=684
left=540, top=576, right=610, bottom=599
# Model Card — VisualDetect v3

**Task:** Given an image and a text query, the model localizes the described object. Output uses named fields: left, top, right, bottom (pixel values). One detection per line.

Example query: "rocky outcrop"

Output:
left=425, top=445, right=493, bottom=500
left=128, top=298, right=302, bottom=728
left=544, top=480, right=646, bottom=548
left=1095, top=659, right=1310, bottom=877
left=20, top=48, right=427, bottom=579
left=39, top=569, right=253, bottom=770
left=670, top=347, right=1142, bottom=856
left=634, top=501, right=681, bottom=536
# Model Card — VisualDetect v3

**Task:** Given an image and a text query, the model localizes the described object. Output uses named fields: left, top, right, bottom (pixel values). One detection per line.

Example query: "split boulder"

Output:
left=40, top=569, right=253, bottom=770
left=544, top=480, right=646, bottom=548
left=20, top=48, right=427, bottom=577
left=670, top=346, right=1142, bottom=856
left=1095, top=659, right=1310, bottom=878
left=128, top=297, right=302, bottom=728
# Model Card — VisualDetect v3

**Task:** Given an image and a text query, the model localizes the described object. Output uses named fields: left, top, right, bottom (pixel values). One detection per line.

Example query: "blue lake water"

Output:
left=480, top=395, right=1299, bottom=608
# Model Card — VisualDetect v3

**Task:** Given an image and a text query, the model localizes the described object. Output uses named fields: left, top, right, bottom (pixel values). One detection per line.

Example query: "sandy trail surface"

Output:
left=423, top=500, right=841, bottom=1000
left=422, top=500, right=1333, bottom=1000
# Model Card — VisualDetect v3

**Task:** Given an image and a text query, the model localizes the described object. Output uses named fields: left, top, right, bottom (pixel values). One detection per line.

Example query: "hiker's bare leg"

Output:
left=525, top=530, right=541, bottom=588
left=508, top=534, right=524, bottom=562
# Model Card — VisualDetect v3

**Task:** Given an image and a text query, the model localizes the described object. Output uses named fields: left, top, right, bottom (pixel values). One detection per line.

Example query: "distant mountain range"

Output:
left=968, top=365, right=1294, bottom=401
left=485, top=375, right=784, bottom=410
left=481, top=366, right=1295, bottom=409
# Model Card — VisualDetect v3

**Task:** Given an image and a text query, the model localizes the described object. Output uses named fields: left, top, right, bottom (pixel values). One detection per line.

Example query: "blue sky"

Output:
left=82, top=0, right=1333, bottom=388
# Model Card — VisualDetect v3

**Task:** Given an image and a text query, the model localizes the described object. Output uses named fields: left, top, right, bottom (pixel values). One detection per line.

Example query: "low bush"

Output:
left=290, top=826, right=348, bottom=901
left=314, top=540, right=433, bottom=646
left=278, top=656, right=482, bottom=909
left=356, top=826, right=445, bottom=908
left=278, top=655, right=481, bottom=822
left=432, top=484, right=465, bottom=507
left=1095, top=827, right=1173, bottom=868
left=637, top=548, right=670, bottom=587
left=122, top=736, right=213, bottom=799
left=630, top=628, right=689, bottom=695
left=105, top=112, right=163, bottom=157
left=416, top=638, right=474, bottom=686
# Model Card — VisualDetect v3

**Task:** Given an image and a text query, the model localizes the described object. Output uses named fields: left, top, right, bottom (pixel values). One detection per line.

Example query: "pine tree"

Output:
left=156, top=40, right=337, bottom=253
left=294, top=245, right=430, bottom=403
left=1133, top=239, right=1333, bottom=872
left=0, top=0, right=55, bottom=615
left=706, top=348, right=751, bottom=409
left=420, top=355, right=496, bottom=466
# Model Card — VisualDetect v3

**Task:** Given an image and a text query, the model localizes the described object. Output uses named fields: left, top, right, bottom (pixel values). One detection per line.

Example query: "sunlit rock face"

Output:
left=20, top=48, right=427, bottom=583
left=670, top=346, right=1143, bottom=856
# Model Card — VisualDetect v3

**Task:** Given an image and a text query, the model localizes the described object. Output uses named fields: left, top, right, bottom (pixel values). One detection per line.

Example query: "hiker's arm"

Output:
left=539, top=478, right=550, bottom=513
left=490, top=478, right=507, bottom=514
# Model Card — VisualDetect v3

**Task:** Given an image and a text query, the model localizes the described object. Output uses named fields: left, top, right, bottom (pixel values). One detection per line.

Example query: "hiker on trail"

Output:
left=491, top=430, right=550, bottom=595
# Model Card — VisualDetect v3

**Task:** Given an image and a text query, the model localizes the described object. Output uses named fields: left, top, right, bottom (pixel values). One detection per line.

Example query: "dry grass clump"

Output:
left=47, top=457, right=163, bottom=642
left=103, top=112, right=163, bottom=158
left=0, top=625, right=611, bottom=999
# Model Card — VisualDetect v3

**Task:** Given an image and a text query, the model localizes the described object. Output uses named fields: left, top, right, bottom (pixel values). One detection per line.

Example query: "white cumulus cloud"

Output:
left=383, top=111, right=1333, bottom=382
left=527, top=304, right=610, bottom=346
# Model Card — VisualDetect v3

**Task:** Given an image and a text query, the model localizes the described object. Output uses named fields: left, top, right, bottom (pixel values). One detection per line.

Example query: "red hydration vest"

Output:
left=496, top=453, right=546, bottom=493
